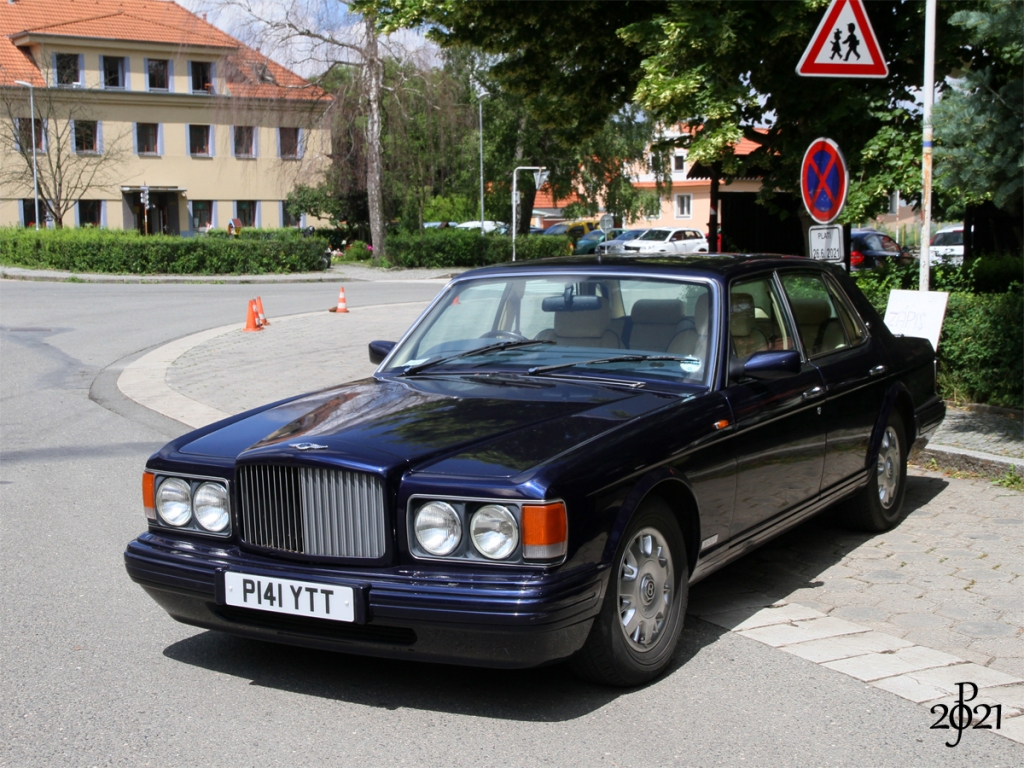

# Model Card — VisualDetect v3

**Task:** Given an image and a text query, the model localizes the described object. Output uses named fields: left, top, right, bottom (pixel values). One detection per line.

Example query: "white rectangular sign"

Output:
left=883, top=290, right=949, bottom=351
left=808, top=225, right=844, bottom=262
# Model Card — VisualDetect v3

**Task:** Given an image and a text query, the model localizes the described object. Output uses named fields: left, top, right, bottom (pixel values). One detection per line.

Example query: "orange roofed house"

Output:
left=0, top=0, right=330, bottom=233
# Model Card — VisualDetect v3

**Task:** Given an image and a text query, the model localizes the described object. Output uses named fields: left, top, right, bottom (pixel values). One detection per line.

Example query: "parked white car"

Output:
left=930, top=225, right=964, bottom=266
left=456, top=220, right=507, bottom=233
left=595, top=228, right=649, bottom=255
left=621, top=228, right=709, bottom=255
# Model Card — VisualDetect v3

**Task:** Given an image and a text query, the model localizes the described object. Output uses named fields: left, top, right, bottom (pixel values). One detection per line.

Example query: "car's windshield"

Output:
left=383, top=274, right=714, bottom=386
left=579, top=230, right=604, bottom=242
left=639, top=229, right=671, bottom=242
left=544, top=224, right=569, bottom=235
left=933, top=231, right=963, bottom=246
left=615, top=229, right=647, bottom=242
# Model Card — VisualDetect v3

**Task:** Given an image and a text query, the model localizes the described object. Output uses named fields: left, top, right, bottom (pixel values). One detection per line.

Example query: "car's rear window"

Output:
left=933, top=231, right=963, bottom=246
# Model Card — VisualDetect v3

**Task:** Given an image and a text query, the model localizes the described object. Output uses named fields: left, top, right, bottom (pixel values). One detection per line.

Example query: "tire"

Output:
left=845, top=410, right=908, bottom=532
left=570, top=497, right=688, bottom=687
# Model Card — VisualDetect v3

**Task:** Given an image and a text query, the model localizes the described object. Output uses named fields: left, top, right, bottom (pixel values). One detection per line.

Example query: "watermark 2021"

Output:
left=930, top=682, right=1002, bottom=747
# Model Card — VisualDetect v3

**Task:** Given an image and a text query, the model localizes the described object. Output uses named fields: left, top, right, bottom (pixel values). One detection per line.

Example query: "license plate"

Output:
left=223, top=572, right=355, bottom=622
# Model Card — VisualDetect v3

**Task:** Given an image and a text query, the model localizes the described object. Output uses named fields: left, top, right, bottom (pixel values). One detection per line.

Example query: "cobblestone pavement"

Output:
left=930, top=407, right=1024, bottom=460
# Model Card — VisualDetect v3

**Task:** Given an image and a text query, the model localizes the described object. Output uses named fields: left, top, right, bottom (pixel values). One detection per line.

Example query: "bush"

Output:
left=852, top=260, right=1023, bottom=409
left=0, top=228, right=326, bottom=274
left=386, top=229, right=571, bottom=268
left=344, top=240, right=373, bottom=261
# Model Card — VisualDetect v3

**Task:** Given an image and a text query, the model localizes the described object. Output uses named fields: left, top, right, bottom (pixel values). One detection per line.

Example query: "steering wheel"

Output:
left=480, top=330, right=527, bottom=341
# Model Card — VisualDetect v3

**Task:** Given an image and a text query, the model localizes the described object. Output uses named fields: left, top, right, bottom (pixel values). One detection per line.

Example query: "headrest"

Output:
left=730, top=292, right=755, bottom=337
left=693, top=292, right=709, bottom=335
left=631, top=299, right=684, bottom=325
left=554, top=298, right=611, bottom=338
left=790, top=298, right=832, bottom=326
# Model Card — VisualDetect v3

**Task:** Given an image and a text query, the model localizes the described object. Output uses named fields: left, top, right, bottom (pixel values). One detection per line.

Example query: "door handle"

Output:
left=801, top=386, right=824, bottom=400
left=869, top=364, right=887, bottom=377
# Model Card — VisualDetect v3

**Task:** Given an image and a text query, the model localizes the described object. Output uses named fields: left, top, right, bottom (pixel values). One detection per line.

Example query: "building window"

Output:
left=103, top=56, right=125, bottom=89
left=191, top=61, right=213, bottom=93
left=189, top=125, right=211, bottom=155
left=147, top=59, right=169, bottom=91
left=78, top=200, right=102, bottom=227
left=137, top=123, right=159, bottom=154
left=16, top=117, right=45, bottom=151
left=279, top=127, right=300, bottom=159
left=74, top=120, right=98, bottom=153
left=233, top=126, right=255, bottom=157
left=21, top=199, right=39, bottom=227
left=236, top=200, right=256, bottom=228
left=281, top=203, right=300, bottom=227
left=675, top=194, right=692, bottom=219
left=55, top=53, right=81, bottom=86
left=673, top=154, right=686, bottom=172
left=192, top=200, right=213, bottom=230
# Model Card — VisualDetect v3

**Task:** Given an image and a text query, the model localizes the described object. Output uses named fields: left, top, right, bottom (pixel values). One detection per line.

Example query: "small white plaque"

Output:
left=883, top=290, right=949, bottom=351
left=808, top=225, right=844, bottom=262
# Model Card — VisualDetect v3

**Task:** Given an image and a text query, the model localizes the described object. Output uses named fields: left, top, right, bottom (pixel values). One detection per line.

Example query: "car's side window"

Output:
left=779, top=273, right=852, bottom=358
left=823, top=275, right=868, bottom=346
left=729, top=276, right=796, bottom=369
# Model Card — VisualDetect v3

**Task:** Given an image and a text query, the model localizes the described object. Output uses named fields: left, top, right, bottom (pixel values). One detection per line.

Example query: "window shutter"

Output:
left=167, top=59, right=174, bottom=93
left=132, top=123, right=138, bottom=154
left=275, top=127, right=281, bottom=158
left=210, top=62, right=217, bottom=94
left=253, top=126, right=259, bottom=158
left=51, top=53, right=58, bottom=86
left=184, top=124, right=190, bottom=154
left=209, top=125, right=215, bottom=156
left=298, top=128, right=305, bottom=159
left=123, top=57, right=131, bottom=91
left=75, top=201, right=81, bottom=227
left=157, top=124, right=164, bottom=156
left=255, top=201, right=261, bottom=228
left=78, top=54, right=85, bottom=87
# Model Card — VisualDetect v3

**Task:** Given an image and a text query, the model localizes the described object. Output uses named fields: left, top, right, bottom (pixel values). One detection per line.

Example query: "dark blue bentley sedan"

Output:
left=125, top=255, right=945, bottom=686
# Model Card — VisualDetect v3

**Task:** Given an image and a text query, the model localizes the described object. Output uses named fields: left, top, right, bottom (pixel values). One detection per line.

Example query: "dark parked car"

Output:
left=850, top=229, right=915, bottom=271
left=125, top=254, right=944, bottom=686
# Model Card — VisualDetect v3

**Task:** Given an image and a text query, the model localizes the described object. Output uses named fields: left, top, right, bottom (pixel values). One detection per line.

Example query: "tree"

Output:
left=932, top=0, right=1023, bottom=215
left=1, top=85, right=130, bottom=227
left=368, top=0, right=977, bottom=223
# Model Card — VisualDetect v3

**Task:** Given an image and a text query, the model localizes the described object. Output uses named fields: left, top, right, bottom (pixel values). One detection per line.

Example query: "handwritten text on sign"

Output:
left=884, top=289, right=949, bottom=351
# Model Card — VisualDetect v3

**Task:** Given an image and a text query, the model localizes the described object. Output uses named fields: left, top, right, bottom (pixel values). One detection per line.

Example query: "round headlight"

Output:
left=470, top=504, right=519, bottom=560
left=156, top=477, right=192, bottom=527
left=194, top=482, right=229, bottom=532
left=414, top=501, right=462, bottom=556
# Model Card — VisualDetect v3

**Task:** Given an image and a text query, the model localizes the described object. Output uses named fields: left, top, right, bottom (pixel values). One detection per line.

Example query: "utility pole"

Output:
left=920, top=0, right=936, bottom=291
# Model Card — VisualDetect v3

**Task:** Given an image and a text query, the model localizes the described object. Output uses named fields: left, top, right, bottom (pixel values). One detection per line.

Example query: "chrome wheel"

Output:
left=876, top=425, right=901, bottom=509
left=617, top=527, right=674, bottom=652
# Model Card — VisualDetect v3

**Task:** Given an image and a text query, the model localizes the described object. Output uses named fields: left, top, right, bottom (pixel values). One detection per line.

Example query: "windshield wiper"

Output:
left=400, top=339, right=554, bottom=376
left=527, top=354, right=701, bottom=375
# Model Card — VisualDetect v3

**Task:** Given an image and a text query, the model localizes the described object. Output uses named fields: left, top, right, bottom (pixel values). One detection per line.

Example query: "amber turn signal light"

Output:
left=521, top=502, right=567, bottom=561
left=142, top=471, right=156, bottom=521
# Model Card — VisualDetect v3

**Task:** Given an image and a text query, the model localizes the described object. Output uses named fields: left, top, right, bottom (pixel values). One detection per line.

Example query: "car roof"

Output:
left=458, top=253, right=833, bottom=282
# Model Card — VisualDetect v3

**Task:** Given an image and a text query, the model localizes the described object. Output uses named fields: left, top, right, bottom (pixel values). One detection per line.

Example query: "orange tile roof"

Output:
left=1, top=0, right=326, bottom=100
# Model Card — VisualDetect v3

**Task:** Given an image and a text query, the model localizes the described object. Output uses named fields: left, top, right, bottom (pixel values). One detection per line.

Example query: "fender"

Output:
left=867, top=382, right=915, bottom=467
left=600, top=466, right=699, bottom=570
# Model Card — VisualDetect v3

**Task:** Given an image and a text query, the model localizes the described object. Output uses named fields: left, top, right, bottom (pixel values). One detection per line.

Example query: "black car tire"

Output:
left=570, top=497, right=687, bottom=687
left=845, top=410, right=908, bottom=532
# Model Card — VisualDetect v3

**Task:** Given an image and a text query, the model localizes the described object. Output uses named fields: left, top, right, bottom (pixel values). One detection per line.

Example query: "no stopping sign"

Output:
left=801, top=138, right=848, bottom=224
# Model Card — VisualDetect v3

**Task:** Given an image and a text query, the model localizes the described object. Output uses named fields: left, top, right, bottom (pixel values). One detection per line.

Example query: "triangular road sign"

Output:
left=797, top=0, right=888, bottom=78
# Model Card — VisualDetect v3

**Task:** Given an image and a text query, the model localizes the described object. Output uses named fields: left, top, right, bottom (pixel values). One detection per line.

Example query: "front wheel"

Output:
left=570, top=497, right=687, bottom=686
left=844, top=410, right=908, bottom=532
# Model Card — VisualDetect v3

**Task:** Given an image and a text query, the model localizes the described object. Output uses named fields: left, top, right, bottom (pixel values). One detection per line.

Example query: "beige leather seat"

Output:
left=668, top=293, right=708, bottom=358
left=790, top=298, right=846, bottom=356
left=729, top=292, right=769, bottom=359
left=628, top=299, right=685, bottom=351
left=536, top=298, right=621, bottom=348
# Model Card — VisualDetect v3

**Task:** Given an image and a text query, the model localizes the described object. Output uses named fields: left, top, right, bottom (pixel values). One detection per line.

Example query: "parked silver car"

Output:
left=622, top=228, right=708, bottom=255
left=595, top=228, right=649, bottom=255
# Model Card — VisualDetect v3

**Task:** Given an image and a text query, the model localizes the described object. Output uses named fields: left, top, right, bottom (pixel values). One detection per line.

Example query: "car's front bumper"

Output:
left=124, top=532, right=604, bottom=668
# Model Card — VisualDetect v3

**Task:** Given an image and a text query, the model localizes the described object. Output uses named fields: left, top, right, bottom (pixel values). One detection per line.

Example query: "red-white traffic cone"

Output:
left=256, top=296, right=269, bottom=326
left=243, top=299, right=262, bottom=332
left=331, top=286, right=349, bottom=313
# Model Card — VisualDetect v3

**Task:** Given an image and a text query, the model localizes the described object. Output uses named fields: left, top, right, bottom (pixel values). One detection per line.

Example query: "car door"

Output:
left=779, top=270, right=889, bottom=493
left=720, top=274, right=827, bottom=537
left=666, top=230, right=687, bottom=253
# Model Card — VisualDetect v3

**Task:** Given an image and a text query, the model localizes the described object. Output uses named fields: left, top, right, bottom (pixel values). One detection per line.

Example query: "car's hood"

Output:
left=178, top=375, right=680, bottom=478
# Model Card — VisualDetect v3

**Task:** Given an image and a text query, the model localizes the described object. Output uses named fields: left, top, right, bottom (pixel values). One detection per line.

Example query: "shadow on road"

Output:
left=161, top=617, right=729, bottom=721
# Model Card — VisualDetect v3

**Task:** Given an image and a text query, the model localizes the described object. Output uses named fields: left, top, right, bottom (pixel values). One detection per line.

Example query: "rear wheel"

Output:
left=570, top=498, right=687, bottom=686
left=845, top=410, right=908, bottom=532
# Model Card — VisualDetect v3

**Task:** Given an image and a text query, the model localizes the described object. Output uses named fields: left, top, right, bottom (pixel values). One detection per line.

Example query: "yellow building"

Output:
left=0, top=0, right=330, bottom=233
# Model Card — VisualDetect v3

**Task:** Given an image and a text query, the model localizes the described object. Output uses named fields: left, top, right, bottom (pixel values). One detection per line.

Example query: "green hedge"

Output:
left=852, top=260, right=1023, bottom=409
left=0, top=228, right=327, bottom=274
left=386, top=229, right=572, bottom=268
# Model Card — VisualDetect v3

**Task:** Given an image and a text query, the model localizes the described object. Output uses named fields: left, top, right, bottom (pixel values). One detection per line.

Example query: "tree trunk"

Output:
left=518, top=185, right=537, bottom=235
left=363, top=15, right=385, bottom=264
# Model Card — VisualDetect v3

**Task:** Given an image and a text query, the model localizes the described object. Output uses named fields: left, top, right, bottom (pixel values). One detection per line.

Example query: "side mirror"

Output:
left=733, top=350, right=802, bottom=381
left=368, top=340, right=396, bottom=365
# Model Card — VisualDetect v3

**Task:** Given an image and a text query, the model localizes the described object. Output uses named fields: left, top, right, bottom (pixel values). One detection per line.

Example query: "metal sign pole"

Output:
left=919, top=0, right=936, bottom=292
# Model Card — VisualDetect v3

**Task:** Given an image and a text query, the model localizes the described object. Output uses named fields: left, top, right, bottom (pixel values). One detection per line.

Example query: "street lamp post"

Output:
left=511, top=165, right=546, bottom=262
left=476, top=85, right=487, bottom=236
left=13, top=80, right=40, bottom=231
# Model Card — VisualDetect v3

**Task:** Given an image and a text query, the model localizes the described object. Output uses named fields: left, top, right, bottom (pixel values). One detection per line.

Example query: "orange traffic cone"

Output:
left=243, top=299, right=262, bottom=332
left=256, top=296, right=269, bottom=326
left=333, top=286, right=349, bottom=313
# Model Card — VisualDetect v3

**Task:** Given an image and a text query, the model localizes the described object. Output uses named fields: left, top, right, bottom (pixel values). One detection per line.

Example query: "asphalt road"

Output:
left=1, top=280, right=1019, bottom=767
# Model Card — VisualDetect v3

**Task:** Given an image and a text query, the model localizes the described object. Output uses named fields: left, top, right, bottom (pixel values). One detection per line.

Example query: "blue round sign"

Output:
left=800, top=138, right=848, bottom=224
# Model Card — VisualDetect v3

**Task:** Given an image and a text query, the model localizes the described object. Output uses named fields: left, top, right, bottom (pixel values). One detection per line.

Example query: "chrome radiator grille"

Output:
left=238, top=465, right=387, bottom=559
